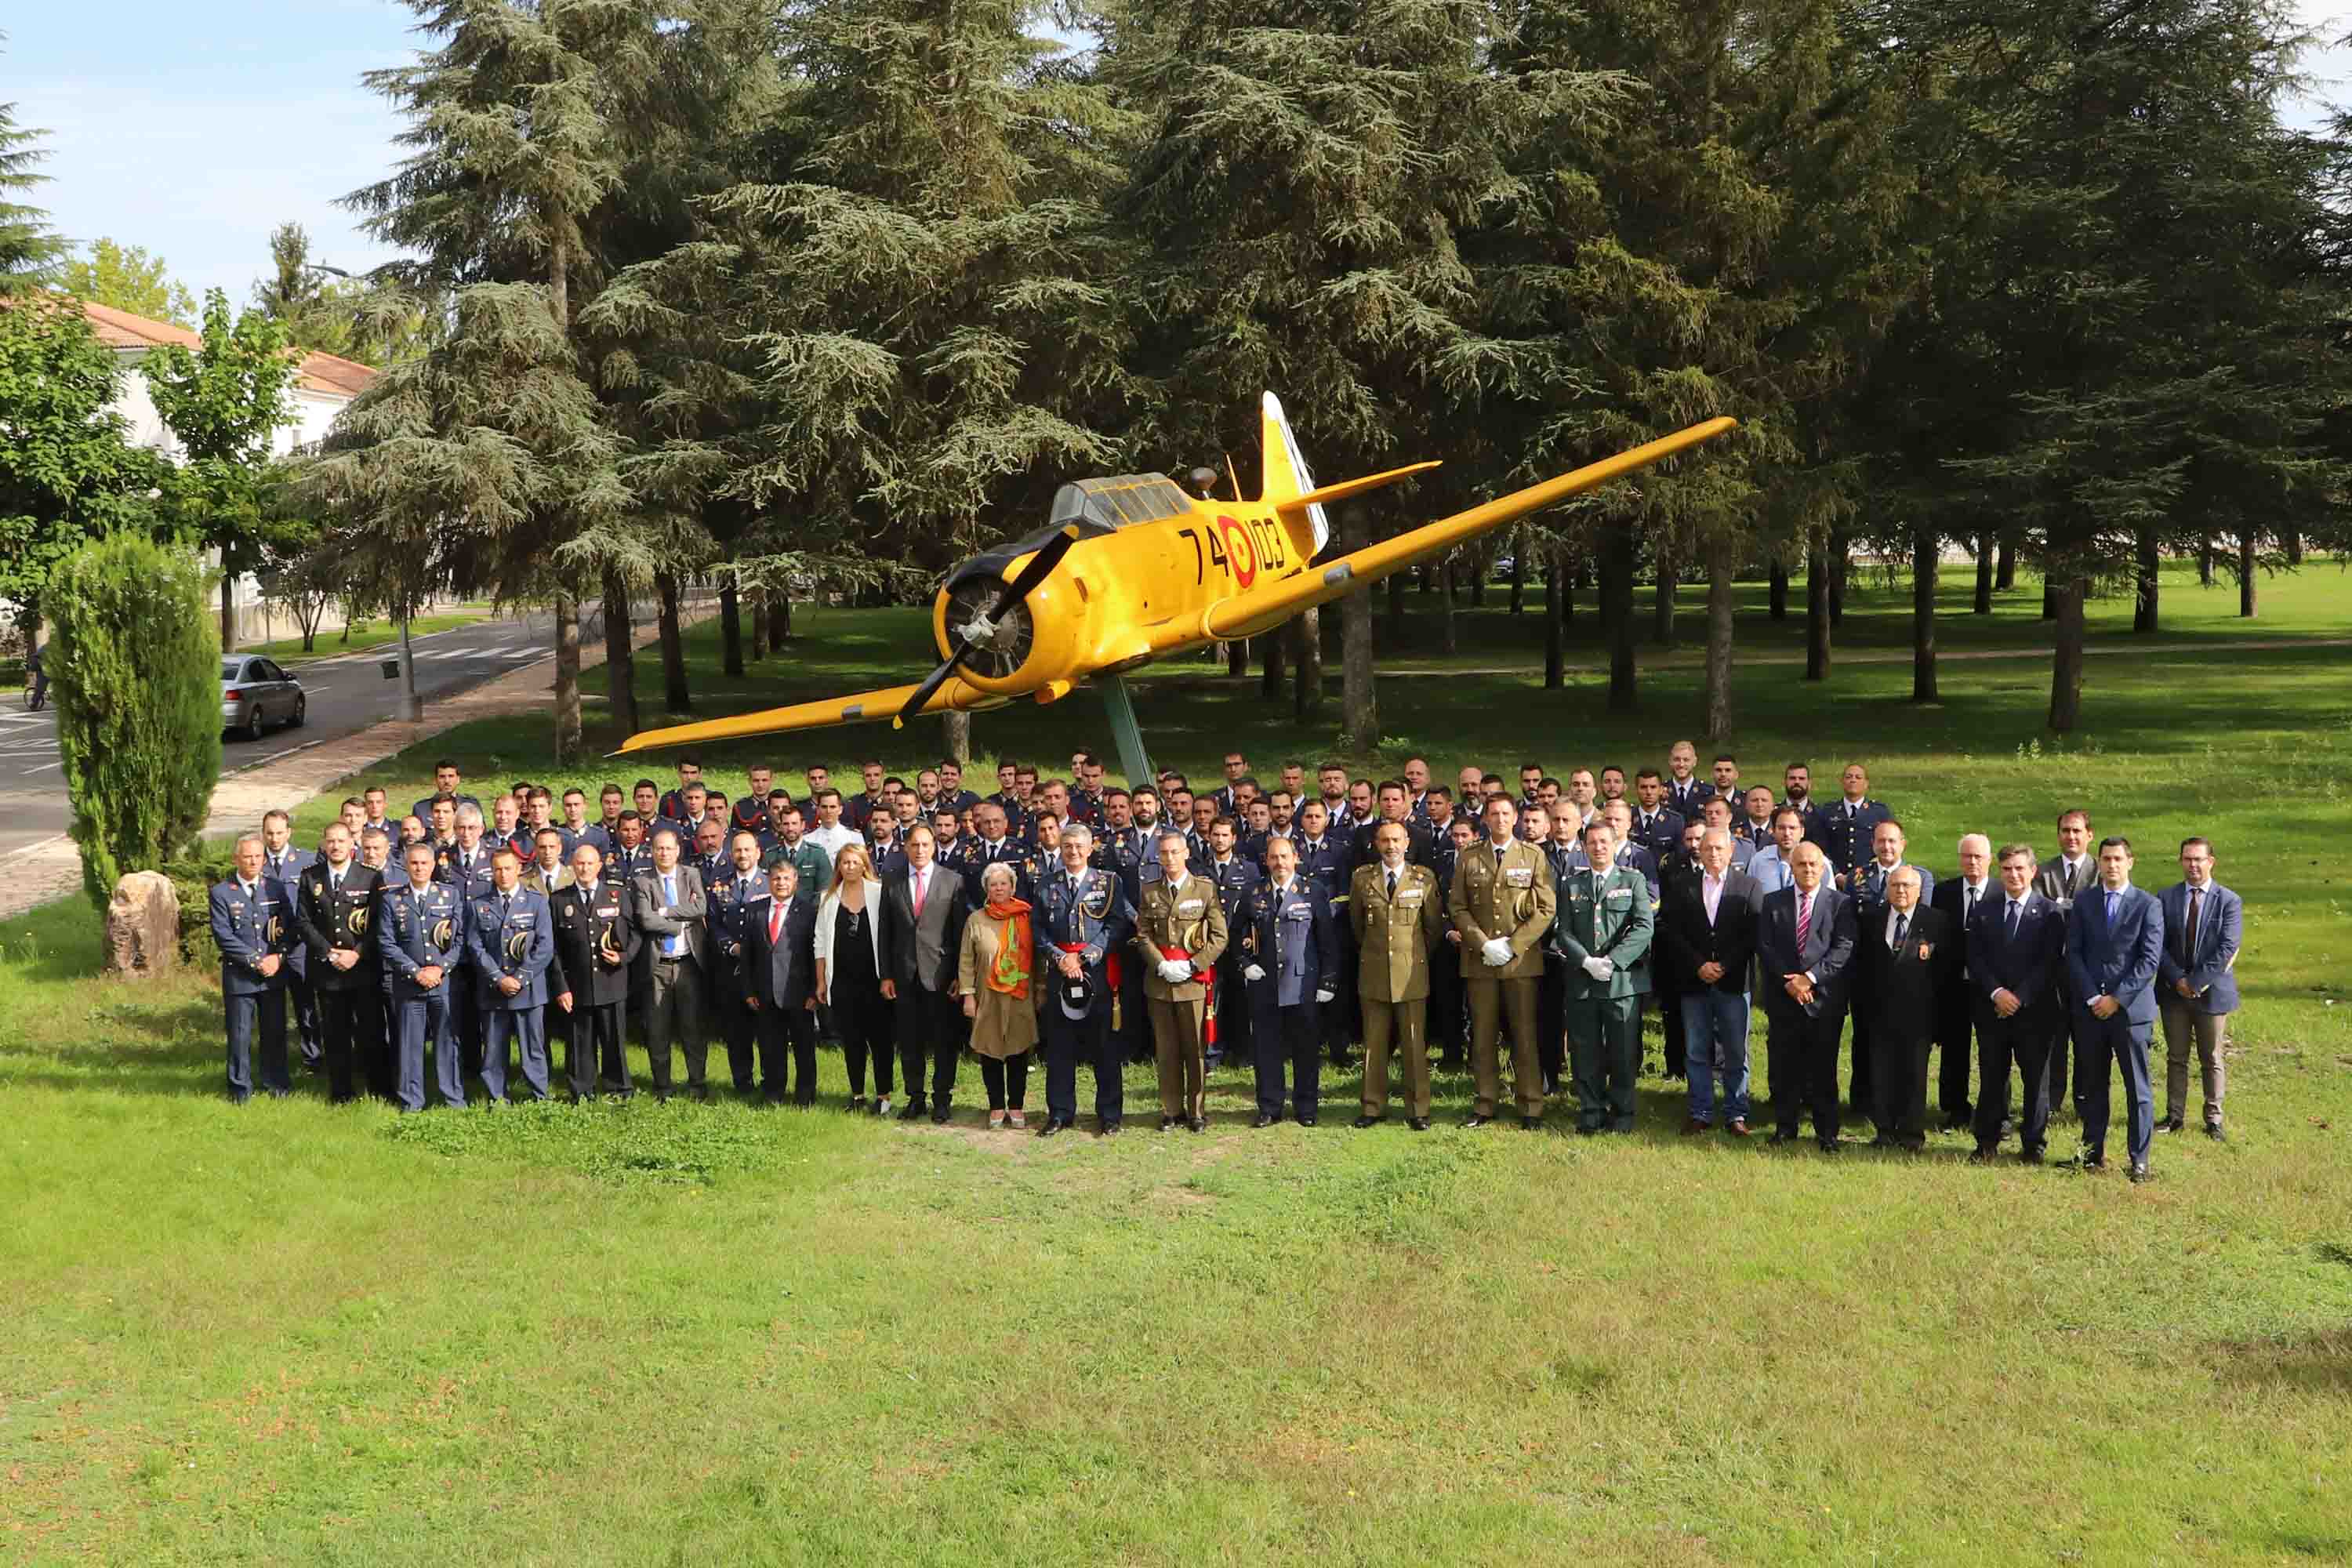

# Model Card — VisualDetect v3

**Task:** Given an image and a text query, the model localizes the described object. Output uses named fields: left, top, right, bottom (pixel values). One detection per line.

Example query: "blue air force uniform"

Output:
left=465, top=885, right=556, bottom=1102
left=209, top=873, right=296, bottom=1102
left=378, top=878, right=466, bottom=1110
left=1238, top=874, right=1342, bottom=1123
left=1817, top=798, right=1893, bottom=876
left=1290, top=833, right=1358, bottom=1065
left=1034, top=862, right=1132, bottom=1129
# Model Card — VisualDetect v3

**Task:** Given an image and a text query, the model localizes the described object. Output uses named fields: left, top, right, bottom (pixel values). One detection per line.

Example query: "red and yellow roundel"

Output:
left=1216, top=515, right=1258, bottom=588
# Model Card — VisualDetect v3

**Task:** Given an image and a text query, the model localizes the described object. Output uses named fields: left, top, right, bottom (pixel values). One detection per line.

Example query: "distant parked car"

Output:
left=220, top=655, right=305, bottom=741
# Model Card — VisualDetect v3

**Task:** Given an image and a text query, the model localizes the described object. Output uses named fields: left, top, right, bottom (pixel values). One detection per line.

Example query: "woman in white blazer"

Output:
left=815, top=842, right=894, bottom=1114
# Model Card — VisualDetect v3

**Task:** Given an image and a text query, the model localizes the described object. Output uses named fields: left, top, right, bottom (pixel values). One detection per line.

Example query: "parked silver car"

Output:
left=220, top=655, right=306, bottom=741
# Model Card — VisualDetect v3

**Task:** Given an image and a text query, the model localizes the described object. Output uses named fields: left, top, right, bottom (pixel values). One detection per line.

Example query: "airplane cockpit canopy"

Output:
left=1047, top=474, right=1193, bottom=536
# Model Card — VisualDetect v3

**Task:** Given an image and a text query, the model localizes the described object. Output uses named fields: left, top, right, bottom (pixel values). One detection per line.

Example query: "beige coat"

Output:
left=956, top=909, right=1040, bottom=1058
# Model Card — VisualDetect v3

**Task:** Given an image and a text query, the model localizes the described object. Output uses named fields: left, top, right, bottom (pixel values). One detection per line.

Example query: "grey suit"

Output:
left=880, top=862, right=971, bottom=1114
left=630, top=863, right=708, bottom=1094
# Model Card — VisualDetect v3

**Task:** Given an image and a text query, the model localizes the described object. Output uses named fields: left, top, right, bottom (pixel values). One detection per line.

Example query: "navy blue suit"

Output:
left=209, top=875, right=296, bottom=1100
left=466, top=885, right=556, bottom=1101
left=1754, top=884, right=1857, bottom=1144
left=1237, top=877, right=1342, bottom=1121
left=377, top=879, right=466, bottom=1109
left=2066, top=883, right=2165, bottom=1165
left=1965, top=891, right=2067, bottom=1156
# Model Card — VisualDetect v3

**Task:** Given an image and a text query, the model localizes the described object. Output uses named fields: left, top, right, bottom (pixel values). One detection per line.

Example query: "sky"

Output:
left=5, top=2, right=2351, bottom=316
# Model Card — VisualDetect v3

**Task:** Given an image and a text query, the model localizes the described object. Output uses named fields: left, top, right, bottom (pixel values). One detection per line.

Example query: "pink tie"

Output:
left=769, top=904, right=783, bottom=943
left=913, top=870, right=926, bottom=918
left=1795, top=892, right=1811, bottom=955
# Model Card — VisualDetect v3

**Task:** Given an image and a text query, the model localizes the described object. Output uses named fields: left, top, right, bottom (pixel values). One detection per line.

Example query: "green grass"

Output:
left=233, top=607, right=497, bottom=666
left=4, top=559, right=2350, bottom=1563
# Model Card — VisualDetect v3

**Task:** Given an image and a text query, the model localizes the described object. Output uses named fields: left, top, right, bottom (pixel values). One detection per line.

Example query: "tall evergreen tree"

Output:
left=0, top=34, right=64, bottom=290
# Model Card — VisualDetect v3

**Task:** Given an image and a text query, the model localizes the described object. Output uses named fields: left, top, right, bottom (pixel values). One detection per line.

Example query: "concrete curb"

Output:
left=0, top=606, right=714, bottom=922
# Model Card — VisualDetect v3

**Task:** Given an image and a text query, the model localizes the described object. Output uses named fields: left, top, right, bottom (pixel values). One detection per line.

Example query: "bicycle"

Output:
left=21, top=669, right=46, bottom=711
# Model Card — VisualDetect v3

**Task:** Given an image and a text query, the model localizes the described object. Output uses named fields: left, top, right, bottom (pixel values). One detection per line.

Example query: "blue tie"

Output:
left=2104, top=889, right=2118, bottom=927
left=662, top=873, right=681, bottom=957
left=2005, top=899, right=2020, bottom=940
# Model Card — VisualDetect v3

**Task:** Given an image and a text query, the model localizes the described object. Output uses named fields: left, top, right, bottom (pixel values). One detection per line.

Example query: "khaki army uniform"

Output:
left=1450, top=837, right=1559, bottom=1118
left=1131, top=873, right=1230, bottom=1121
left=1352, top=858, right=1447, bottom=1119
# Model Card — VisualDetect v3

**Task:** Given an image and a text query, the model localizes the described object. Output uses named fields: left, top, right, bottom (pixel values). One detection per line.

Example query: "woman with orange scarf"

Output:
left=956, top=861, right=1039, bottom=1129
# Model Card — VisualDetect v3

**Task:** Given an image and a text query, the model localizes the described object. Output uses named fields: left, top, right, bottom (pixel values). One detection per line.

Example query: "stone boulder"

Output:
left=106, top=870, right=181, bottom=978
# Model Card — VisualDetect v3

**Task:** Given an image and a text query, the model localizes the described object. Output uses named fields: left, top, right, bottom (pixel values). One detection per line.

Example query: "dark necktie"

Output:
left=1795, top=892, right=1810, bottom=954
left=2005, top=899, right=2021, bottom=940
left=1891, top=913, right=1907, bottom=951
left=1386, top=870, right=1399, bottom=901
left=2183, top=886, right=2200, bottom=964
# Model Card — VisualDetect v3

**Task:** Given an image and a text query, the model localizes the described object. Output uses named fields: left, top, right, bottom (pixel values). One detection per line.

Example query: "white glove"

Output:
left=1158, top=958, right=1192, bottom=984
left=1581, top=956, right=1613, bottom=982
left=1315, top=987, right=1336, bottom=1004
left=1481, top=938, right=1514, bottom=967
left=1243, top=964, right=1267, bottom=982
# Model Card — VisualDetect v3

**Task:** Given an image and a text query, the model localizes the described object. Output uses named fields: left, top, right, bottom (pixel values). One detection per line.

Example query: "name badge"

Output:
left=1504, top=868, right=1533, bottom=888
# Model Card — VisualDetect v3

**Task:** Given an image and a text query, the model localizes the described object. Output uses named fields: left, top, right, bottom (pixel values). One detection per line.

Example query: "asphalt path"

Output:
left=0, top=610, right=590, bottom=862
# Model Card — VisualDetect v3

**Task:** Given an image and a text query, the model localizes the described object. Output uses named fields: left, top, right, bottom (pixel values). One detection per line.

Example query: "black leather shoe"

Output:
left=2129, top=1161, right=2152, bottom=1183
left=1464, top=1112, right=1494, bottom=1129
left=1296, top=1116, right=1317, bottom=1127
left=1408, top=1116, right=1429, bottom=1131
left=1943, top=1111, right=1973, bottom=1132
left=1187, top=1117, right=1206, bottom=1134
left=931, top=1107, right=950, bottom=1125
left=1037, top=1117, right=1066, bottom=1138
left=2079, top=1147, right=2106, bottom=1171
left=1351, top=1115, right=1381, bottom=1129
left=2019, top=1145, right=2045, bottom=1165
left=1968, top=1148, right=1996, bottom=1165
left=1159, top=1115, right=1178, bottom=1131
left=1769, top=1130, right=1799, bottom=1145
left=2158, top=1114, right=2186, bottom=1133
left=1253, top=1112, right=1279, bottom=1128
left=2205, top=1123, right=2227, bottom=1142
left=1520, top=1116, right=1543, bottom=1131
left=898, top=1100, right=927, bottom=1121
left=1100, top=1121, right=1121, bottom=1137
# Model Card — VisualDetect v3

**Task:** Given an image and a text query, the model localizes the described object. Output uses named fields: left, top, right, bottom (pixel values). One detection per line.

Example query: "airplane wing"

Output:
left=1200, top=417, right=1736, bottom=641
left=613, top=674, right=1013, bottom=755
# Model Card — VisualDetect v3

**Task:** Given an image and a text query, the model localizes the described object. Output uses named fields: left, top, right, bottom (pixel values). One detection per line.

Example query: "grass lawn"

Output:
left=234, top=607, right=497, bottom=667
left=3, top=558, right=2350, bottom=1563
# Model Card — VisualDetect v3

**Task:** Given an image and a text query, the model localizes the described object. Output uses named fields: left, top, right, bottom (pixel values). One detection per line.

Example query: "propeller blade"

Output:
left=985, top=525, right=1079, bottom=618
left=895, top=644, right=971, bottom=728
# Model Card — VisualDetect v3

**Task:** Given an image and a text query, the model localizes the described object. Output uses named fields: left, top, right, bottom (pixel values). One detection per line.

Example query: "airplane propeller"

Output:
left=894, top=525, right=1079, bottom=728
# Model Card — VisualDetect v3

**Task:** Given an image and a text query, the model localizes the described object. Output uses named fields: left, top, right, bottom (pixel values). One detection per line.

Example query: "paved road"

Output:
left=0, top=611, right=587, bottom=862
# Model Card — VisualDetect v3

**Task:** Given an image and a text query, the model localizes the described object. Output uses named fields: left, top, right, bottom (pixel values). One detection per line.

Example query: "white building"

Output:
left=83, top=299, right=379, bottom=644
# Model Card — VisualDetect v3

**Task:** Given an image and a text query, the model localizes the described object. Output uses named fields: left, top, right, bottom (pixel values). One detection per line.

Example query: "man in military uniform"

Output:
left=1428, top=815, right=1475, bottom=1069
left=966, top=804, right=1035, bottom=904
left=258, top=810, right=318, bottom=1070
left=1093, top=788, right=1154, bottom=1062
left=210, top=833, right=296, bottom=1103
left=379, top=839, right=466, bottom=1110
left=1663, top=740, right=1713, bottom=818
left=1817, top=762, right=1891, bottom=877
left=292, top=822, right=384, bottom=1105
left=1238, top=836, right=1341, bottom=1127
left=411, top=760, right=481, bottom=829
left=1628, top=770, right=1686, bottom=862
left=465, top=847, right=556, bottom=1102
left=1133, top=833, right=1229, bottom=1131
left=1034, top=822, right=1131, bottom=1137
left=1199, top=816, right=1261, bottom=1065
left=937, top=759, right=982, bottom=819
left=760, top=804, right=831, bottom=893
left=1290, top=799, right=1356, bottom=1068
left=1553, top=817, right=1657, bottom=1134
left=1450, top=795, right=1556, bottom=1129
left=704, top=829, right=770, bottom=1094
left=1351, top=821, right=1446, bottom=1129
left=546, top=840, right=638, bottom=1100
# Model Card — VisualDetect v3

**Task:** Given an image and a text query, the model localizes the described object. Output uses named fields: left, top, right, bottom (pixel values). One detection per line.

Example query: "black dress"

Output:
left=831, top=901, right=894, bottom=1098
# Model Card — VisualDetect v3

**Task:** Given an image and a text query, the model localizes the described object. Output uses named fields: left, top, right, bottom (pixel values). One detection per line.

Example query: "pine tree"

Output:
left=0, top=34, right=63, bottom=290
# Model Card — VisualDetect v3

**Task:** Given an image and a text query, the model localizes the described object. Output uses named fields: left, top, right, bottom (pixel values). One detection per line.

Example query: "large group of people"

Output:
left=207, top=741, right=2244, bottom=1180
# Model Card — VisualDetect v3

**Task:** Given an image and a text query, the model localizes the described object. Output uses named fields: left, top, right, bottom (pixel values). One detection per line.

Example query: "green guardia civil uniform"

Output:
left=1552, top=861, right=1656, bottom=1132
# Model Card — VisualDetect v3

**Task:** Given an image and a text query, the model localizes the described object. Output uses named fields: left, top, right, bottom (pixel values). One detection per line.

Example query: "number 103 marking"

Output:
left=1178, top=517, right=1287, bottom=586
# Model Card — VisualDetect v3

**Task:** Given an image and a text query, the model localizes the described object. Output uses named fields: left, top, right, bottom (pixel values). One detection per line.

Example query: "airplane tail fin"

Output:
left=1260, top=391, right=1330, bottom=555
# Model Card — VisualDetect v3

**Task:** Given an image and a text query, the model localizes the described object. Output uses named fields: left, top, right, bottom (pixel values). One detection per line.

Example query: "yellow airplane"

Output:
left=621, top=394, right=1735, bottom=775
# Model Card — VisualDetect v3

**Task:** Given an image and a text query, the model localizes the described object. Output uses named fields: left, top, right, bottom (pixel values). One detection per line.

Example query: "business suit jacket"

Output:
left=629, top=863, right=709, bottom=978
left=546, top=877, right=638, bottom=1007
left=1661, top=869, right=1759, bottom=994
left=210, top=876, right=296, bottom=996
left=1855, top=902, right=1955, bottom=1041
left=1450, top=837, right=1557, bottom=982
left=1754, top=884, right=1857, bottom=1019
left=1929, top=877, right=1998, bottom=1022
left=880, top=862, right=971, bottom=993
left=2065, top=884, right=2165, bottom=1026
left=293, top=861, right=384, bottom=989
left=464, top=886, right=555, bottom=1010
left=742, top=890, right=821, bottom=1011
left=1964, top=891, right=2066, bottom=1019
left=2156, top=880, right=2241, bottom=1014
left=1349, top=861, right=1446, bottom=1003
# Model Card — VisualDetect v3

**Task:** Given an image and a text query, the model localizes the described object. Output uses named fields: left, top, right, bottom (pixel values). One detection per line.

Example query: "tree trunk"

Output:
left=1226, top=637, right=1248, bottom=677
left=1604, top=520, right=1636, bottom=713
left=2047, top=575, right=2086, bottom=732
left=655, top=573, right=690, bottom=713
left=2133, top=527, right=2161, bottom=633
left=1995, top=537, right=2016, bottom=590
left=1341, top=587, right=1378, bottom=747
left=1468, top=560, right=1486, bottom=608
left=2238, top=535, right=2257, bottom=617
left=720, top=578, right=744, bottom=676
left=1543, top=559, right=1564, bottom=689
left=942, top=710, right=971, bottom=764
left=1417, top=564, right=1433, bottom=595
left=1973, top=533, right=1994, bottom=614
left=1768, top=560, right=1788, bottom=621
left=1653, top=548, right=1677, bottom=648
left=2041, top=572, right=2059, bottom=620
left=1805, top=539, right=1831, bottom=681
left=1293, top=608, right=1323, bottom=720
left=773, top=587, right=791, bottom=641
left=1261, top=619, right=1287, bottom=697
left=601, top=568, right=639, bottom=737
left=1703, top=544, right=1735, bottom=741
left=553, top=592, right=583, bottom=761
left=749, top=599, right=767, bottom=660
left=2199, top=533, right=2215, bottom=586
left=396, top=610, right=423, bottom=723
left=2284, top=528, right=2303, bottom=566
left=1507, top=546, right=1526, bottom=615
left=1439, top=560, right=1457, bottom=655
left=1828, top=532, right=1849, bottom=626
left=220, top=575, right=236, bottom=652
left=1911, top=526, right=1939, bottom=704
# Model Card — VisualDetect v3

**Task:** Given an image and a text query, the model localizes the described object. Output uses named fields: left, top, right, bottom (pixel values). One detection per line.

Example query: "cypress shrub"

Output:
left=46, top=533, right=223, bottom=913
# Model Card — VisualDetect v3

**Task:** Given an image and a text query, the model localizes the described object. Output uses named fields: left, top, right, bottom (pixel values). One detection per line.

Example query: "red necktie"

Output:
left=1795, top=891, right=1811, bottom=955
left=769, top=903, right=783, bottom=942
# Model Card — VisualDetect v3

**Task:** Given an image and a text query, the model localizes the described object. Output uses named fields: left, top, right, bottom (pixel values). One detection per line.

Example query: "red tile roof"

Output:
left=78, top=298, right=378, bottom=399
